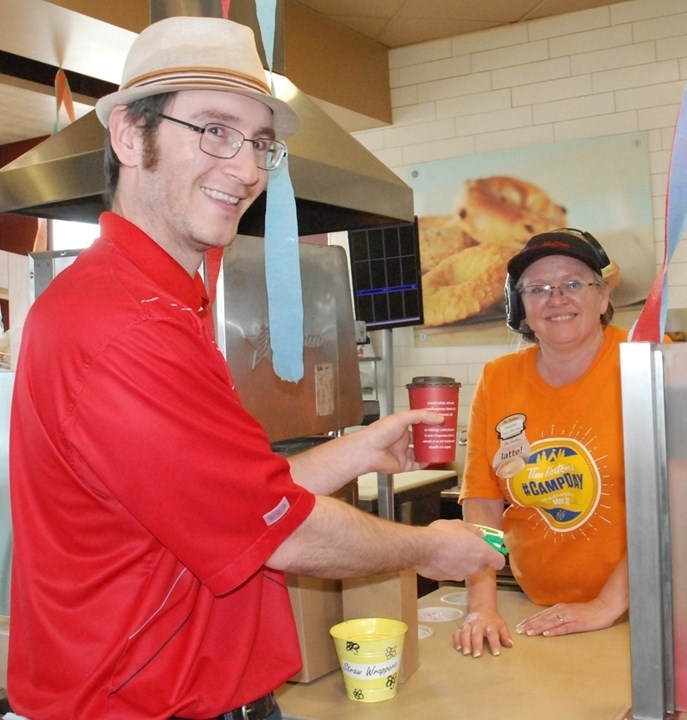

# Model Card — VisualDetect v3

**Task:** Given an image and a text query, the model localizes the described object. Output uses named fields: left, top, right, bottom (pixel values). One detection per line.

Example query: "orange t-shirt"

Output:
left=460, top=325, right=630, bottom=606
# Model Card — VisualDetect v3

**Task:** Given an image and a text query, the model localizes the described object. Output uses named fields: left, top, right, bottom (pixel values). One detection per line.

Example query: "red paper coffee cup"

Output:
left=406, top=376, right=461, bottom=463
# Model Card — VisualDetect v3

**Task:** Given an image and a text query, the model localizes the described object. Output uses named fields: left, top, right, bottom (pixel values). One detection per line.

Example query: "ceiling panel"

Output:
left=395, top=0, right=547, bottom=24
left=521, top=0, right=626, bottom=20
left=0, top=0, right=631, bottom=149
left=297, top=0, right=630, bottom=46
left=378, top=18, right=501, bottom=49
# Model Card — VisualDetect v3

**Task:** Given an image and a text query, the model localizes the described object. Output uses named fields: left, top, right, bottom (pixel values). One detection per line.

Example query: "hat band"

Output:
left=122, top=67, right=272, bottom=97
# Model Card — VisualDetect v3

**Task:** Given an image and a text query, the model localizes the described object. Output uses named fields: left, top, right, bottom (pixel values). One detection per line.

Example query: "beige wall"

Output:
left=45, top=0, right=391, bottom=129
left=284, top=1, right=391, bottom=128
left=352, top=0, right=687, bottom=437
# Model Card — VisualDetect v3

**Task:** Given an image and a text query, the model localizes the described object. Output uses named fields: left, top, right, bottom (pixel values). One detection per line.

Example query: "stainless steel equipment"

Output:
left=218, top=236, right=363, bottom=442
left=0, top=1, right=414, bottom=235
left=620, top=341, right=687, bottom=720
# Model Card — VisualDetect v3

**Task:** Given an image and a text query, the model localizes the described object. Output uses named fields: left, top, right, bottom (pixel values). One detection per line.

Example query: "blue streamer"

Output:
left=256, top=0, right=276, bottom=65
left=264, top=156, right=304, bottom=381
left=257, top=0, right=304, bottom=382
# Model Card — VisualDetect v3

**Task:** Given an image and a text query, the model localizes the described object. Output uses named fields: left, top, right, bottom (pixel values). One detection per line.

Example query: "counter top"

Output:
left=356, top=469, right=457, bottom=502
left=277, top=587, right=631, bottom=720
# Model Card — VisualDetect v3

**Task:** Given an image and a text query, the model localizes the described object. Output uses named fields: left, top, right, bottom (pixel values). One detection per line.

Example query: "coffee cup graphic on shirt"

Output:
left=496, top=456, right=526, bottom=479
left=493, top=414, right=530, bottom=479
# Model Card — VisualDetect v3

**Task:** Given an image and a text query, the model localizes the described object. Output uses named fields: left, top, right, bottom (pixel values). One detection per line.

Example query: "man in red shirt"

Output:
left=7, top=16, right=504, bottom=720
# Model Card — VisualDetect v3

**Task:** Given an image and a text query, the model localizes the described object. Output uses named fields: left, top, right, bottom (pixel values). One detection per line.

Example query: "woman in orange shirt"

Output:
left=455, top=228, right=630, bottom=659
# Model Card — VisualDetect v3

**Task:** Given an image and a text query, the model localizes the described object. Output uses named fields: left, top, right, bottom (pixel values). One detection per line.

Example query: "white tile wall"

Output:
left=351, top=0, right=687, bottom=444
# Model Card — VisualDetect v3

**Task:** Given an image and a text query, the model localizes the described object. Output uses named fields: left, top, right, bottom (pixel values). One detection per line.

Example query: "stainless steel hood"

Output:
left=0, top=74, right=414, bottom=236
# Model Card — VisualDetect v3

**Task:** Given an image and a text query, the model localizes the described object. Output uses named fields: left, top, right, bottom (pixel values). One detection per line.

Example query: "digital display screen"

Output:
left=348, top=218, right=424, bottom=330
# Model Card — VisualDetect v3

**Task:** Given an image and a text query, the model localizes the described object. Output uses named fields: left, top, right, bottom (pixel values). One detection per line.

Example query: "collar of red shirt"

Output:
left=98, top=211, right=215, bottom=335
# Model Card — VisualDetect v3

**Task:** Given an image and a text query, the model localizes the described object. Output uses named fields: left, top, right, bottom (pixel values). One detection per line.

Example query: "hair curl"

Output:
left=103, top=93, right=175, bottom=207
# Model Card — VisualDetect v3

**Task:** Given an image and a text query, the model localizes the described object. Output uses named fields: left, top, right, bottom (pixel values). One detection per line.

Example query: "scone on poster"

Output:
left=418, top=175, right=569, bottom=328
left=455, top=176, right=568, bottom=249
left=417, top=215, right=475, bottom=274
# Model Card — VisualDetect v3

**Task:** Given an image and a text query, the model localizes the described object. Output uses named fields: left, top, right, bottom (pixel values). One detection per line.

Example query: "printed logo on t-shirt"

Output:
left=492, top=413, right=531, bottom=479
left=506, top=438, right=601, bottom=532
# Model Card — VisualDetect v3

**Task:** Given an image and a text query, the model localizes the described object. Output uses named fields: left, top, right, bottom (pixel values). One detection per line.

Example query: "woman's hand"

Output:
left=514, top=597, right=624, bottom=637
left=452, top=607, right=513, bottom=658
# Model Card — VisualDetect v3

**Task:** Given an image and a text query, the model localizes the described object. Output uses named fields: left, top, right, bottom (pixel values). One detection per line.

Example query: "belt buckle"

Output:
left=241, top=703, right=257, bottom=720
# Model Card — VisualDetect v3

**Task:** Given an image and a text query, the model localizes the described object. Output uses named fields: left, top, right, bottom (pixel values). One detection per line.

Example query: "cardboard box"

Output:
left=341, top=569, right=419, bottom=682
left=287, top=575, right=343, bottom=683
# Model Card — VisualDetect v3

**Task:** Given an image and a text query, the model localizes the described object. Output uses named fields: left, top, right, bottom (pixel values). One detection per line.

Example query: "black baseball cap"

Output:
left=506, top=229, right=609, bottom=283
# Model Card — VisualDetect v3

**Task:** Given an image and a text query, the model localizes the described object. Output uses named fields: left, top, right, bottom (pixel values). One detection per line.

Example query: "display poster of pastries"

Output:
left=404, top=132, right=655, bottom=342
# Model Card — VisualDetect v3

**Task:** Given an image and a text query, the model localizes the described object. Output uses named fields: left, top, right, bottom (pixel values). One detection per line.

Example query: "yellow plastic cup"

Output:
left=329, top=617, right=408, bottom=703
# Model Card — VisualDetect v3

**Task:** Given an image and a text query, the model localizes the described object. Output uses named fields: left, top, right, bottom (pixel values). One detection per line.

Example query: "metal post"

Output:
left=620, top=342, right=674, bottom=719
left=377, top=329, right=395, bottom=520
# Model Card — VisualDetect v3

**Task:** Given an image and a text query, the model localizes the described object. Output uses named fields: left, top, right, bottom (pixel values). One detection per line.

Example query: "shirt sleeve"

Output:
left=64, top=313, right=315, bottom=596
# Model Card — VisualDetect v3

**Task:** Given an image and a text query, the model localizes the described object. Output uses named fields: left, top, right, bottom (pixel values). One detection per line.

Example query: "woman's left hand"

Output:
left=514, top=598, right=623, bottom=637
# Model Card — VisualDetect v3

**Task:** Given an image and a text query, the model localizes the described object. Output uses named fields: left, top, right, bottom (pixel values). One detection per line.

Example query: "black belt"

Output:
left=171, top=692, right=276, bottom=720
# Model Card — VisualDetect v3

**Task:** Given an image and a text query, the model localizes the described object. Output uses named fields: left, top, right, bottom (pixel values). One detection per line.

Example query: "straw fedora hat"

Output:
left=95, top=16, right=300, bottom=139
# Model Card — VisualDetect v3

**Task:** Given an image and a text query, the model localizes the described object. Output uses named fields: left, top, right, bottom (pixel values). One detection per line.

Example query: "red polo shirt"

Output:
left=9, top=212, right=315, bottom=719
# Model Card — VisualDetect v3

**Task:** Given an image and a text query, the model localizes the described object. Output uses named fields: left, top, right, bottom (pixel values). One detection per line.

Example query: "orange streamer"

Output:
left=54, top=68, right=76, bottom=129
left=36, top=69, right=77, bottom=250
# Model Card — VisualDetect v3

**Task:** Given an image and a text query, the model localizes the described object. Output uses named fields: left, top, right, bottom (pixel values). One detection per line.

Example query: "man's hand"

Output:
left=357, top=409, right=446, bottom=475
left=415, top=519, right=506, bottom=582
